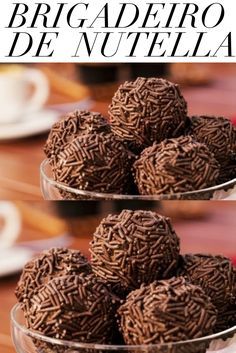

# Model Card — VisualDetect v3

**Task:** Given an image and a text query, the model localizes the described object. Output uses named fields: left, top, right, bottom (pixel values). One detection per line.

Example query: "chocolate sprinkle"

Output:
left=54, top=132, right=134, bottom=194
left=44, top=110, right=111, bottom=162
left=25, top=274, right=118, bottom=344
left=118, top=277, right=217, bottom=345
left=215, top=304, right=236, bottom=332
left=178, top=254, right=236, bottom=307
left=109, top=77, right=187, bottom=152
left=188, top=115, right=235, bottom=166
left=177, top=254, right=236, bottom=327
left=219, top=128, right=236, bottom=182
left=14, top=208, right=236, bottom=347
left=133, top=136, right=220, bottom=195
left=218, top=161, right=236, bottom=185
left=15, top=248, right=91, bottom=303
left=90, top=210, right=180, bottom=295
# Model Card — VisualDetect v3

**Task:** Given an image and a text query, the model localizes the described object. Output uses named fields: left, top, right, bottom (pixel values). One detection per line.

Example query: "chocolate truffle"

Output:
left=54, top=132, right=134, bottom=194
left=177, top=254, right=236, bottom=313
left=217, top=131, right=236, bottom=183
left=44, top=110, right=111, bottom=161
left=90, top=209, right=180, bottom=296
left=215, top=304, right=236, bottom=332
left=15, top=248, right=91, bottom=303
left=133, top=136, right=220, bottom=196
left=178, top=255, right=236, bottom=333
left=109, top=77, right=187, bottom=153
left=217, top=161, right=236, bottom=184
left=118, top=277, right=217, bottom=345
left=188, top=115, right=235, bottom=166
left=25, top=274, right=118, bottom=343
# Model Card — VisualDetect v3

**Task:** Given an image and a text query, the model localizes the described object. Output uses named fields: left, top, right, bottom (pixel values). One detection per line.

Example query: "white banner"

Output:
left=0, top=0, right=235, bottom=62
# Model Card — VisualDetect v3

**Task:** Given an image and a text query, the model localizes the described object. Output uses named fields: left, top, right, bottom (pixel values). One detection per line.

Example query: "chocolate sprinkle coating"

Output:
left=118, top=277, right=217, bottom=345
left=25, top=274, right=118, bottom=343
left=177, top=254, right=236, bottom=314
left=188, top=115, right=235, bottom=166
left=54, top=132, right=134, bottom=194
left=216, top=127, right=236, bottom=184
left=15, top=248, right=91, bottom=303
left=215, top=304, right=236, bottom=332
left=90, top=210, right=180, bottom=295
left=218, top=160, right=236, bottom=185
left=214, top=265, right=236, bottom=333
left=109, top=77, right=187, bottom=152
left=133, top=136, right=220, bottom=195
left=178, top=254, right=236, bottom=308
left=44, top=110, right=111, bottom=161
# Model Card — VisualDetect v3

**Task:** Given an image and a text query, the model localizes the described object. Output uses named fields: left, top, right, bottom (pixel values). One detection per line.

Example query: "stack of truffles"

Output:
left=16, top=210, right=236, bottom=350
left=44, top=77, right=236, bottom=198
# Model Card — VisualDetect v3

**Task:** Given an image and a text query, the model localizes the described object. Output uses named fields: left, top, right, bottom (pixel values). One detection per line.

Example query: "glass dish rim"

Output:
left=11, top=303, right=236, bottom=351
left=40, top=158, right=236, bottom=200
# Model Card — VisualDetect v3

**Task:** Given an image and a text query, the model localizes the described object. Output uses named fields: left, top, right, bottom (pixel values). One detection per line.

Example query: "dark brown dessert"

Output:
left=109, top=77, right=187, bottom=153
left=178, top=254, right=235, bottom=309
left=133, top=136, right=220, bottom=196
left=215, top=304, right=236, bottom=332
left=14, top=210, right=236, bottom=349
left=188, top=115, right=235, bottom=166
left=218, top=160, right=236, bottom=184
left=44, top=110, right=111, bottom=161
left=15, top=248, right=91, bottom=303
left=118, top=276, right=217, bottom=345
left=54, top=132, right=134, bottom=194
left=177, top=254, right=236, bottom=331
left=25, top=274, right=118, bottom=343
left=218, top=127, right=236, bottom=184
left=90, top=209, right=180, bottom=296
left=188, top=116, right=236, bottom=185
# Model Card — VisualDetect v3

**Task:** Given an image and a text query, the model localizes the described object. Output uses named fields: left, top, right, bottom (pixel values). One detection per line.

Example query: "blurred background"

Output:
left=0, top=63, right=236, bottom=199
left=0, top=200, right=236, bottom=353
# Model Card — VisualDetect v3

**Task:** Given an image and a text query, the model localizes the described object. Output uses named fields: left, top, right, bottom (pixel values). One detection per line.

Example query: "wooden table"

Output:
left=1, top=200, right=236, bottom=353
left=0, top=64, right=236, bottom=200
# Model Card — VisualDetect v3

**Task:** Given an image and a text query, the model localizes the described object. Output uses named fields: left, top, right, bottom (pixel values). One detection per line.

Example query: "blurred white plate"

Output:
left=0, top=109, right=59, bottom=141
left=0, top=247, right=33, bottom=277
left=0, top=234, right=71, bottom=277
left=0, top=98, right=94, bottom=141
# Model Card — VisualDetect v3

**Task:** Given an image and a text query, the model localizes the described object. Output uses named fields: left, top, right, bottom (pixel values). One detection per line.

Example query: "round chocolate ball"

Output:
left=54, top=132, right=134, bottom=194
left=215, top=304, right=236, bottom=332
left=217, top=161, right=236, bottom=184
left=133, top=136, right=220, bottom=196
left=215, top=267, right=236, bottom=332
left=90, top=209, right=180, bottom=296
left=108, top=77, right=187, bottom=153
left=25, top=274, right=118, bottom=343
left=118, top=277, right=217, bottom=345
left=44, top=110, right=111, bottom=161
left=217, top=127, right=236, bottom=183
left=15, top=248, right=91, bottom=303
left=177, top=254, right=236, bottom=313
left=188, top=115, right=235, bottom=166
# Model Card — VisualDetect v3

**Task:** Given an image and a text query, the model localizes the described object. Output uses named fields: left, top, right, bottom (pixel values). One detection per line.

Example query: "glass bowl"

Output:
left=40, top=159, right=236, bottom=200
left=11, top=303, right=236, bottom=353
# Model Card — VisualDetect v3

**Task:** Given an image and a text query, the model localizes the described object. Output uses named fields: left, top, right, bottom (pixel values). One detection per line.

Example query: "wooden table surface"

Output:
left=0, top=64, right=236, bottom=200
left=1, top=200, right=236, bottom=353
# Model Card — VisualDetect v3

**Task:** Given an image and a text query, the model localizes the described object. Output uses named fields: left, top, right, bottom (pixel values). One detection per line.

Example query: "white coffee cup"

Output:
left=0, top=67, right=49, bottom=124
left=0, top=202, right=21, bottom=249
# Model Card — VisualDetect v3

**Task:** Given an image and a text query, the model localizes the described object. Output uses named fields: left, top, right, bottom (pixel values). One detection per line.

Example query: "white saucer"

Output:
left=0, top=109, right=59, bottom=141
left=0, top=247, right=33, bottom=277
